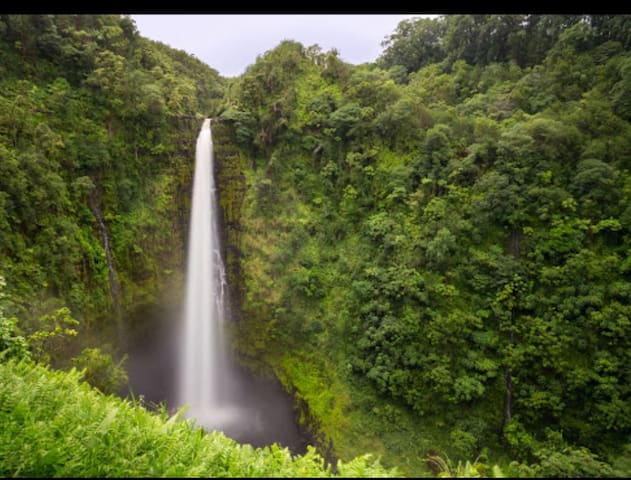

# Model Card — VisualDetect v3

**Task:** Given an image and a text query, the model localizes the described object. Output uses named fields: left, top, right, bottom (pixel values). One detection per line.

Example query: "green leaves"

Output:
left=0, top=276, right=30, bottom=361
left=0, top=359, right=394, bottom=477
left=229, top=18, right=631, bottom=470
left=71, top=347, right=127, bottom=395
left=3, top=11, right=631, bottom=479
left=27, top=307, right=78, bottom=365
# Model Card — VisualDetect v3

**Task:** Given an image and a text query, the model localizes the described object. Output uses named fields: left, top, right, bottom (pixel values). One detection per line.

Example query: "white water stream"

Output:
left=178, top=118, right=230, bottom=425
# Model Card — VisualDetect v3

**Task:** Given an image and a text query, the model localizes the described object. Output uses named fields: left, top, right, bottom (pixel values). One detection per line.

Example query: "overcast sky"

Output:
left=131, top=14, right=430, bottom=78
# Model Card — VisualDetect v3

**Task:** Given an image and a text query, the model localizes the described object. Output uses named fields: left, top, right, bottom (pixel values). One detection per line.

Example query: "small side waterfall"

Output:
left=88, top=192, right=121, bottom=334
left=178, top=118, right=230, bottom=425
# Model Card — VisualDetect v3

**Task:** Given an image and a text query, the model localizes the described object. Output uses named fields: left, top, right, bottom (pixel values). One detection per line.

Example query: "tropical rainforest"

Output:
left=1, top=13, right=631, bottom=477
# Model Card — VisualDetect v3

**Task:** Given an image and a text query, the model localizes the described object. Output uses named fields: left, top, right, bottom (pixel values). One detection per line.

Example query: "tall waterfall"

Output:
left=174, top=119, right=308, bottom=450
left=178, top=118, right=230, bottom=426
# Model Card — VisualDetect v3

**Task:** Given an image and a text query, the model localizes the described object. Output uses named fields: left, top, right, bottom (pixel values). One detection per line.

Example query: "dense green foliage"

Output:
left=0, top=14, right=224, bottom=358
left=2, top=12, right=631, bottom=478
left=0, top=359, right=394, bottom=477
left=379, top=15, right=631, bottom=74
left=219, top=15, right=631, bottom=476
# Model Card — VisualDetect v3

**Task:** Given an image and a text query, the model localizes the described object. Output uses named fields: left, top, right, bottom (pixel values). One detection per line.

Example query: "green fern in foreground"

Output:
left=426, top=454, right=505, bottom=478
left=0, top=359, right=396, bottom=477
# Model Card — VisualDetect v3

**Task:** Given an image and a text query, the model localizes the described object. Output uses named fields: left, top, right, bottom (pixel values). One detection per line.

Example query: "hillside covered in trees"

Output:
left=220, top=14, right=631, bottom=476
left=1, top=13, right=631, bottom=477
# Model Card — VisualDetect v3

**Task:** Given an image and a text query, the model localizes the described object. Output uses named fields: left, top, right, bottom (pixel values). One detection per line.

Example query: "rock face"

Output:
left=212, top=119, right=247, bottom=322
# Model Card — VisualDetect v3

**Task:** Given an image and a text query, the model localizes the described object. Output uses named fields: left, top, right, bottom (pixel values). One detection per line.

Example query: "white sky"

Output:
left=131, top=14, right=431, bottom=78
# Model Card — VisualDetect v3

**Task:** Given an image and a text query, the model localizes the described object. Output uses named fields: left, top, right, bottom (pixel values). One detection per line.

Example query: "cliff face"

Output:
left=212, top=119, right=247, bottom=323
left=120, top=115, right=200, bottom=344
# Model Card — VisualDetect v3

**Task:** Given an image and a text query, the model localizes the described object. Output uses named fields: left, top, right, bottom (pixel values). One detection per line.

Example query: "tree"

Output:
left=379, top=17, right=447, bottom=74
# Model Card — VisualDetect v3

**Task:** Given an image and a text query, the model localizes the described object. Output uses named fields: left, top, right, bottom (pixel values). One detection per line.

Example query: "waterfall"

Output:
left=162, top=119, right=310, bottom=450
left=87, top=192, right=121, bottom=336
left=178, top=118, right=230, bottom=426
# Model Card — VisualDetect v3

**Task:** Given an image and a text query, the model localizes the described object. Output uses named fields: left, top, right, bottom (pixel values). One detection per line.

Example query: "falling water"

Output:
left=171, top=119, right=310, bottom=450
left=178, top=118, right=231, bottom=427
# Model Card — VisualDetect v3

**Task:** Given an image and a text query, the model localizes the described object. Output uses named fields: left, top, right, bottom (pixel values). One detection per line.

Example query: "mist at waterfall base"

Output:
left=122, top=120, right=310, bottom=453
